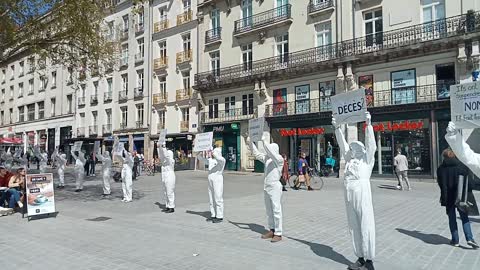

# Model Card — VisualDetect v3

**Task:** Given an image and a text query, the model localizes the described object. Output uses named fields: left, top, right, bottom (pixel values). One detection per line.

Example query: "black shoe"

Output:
left=450, top=240, right=460, bottom=247
left=162, top=208, right=170, bottom=212
left=468, top=240, right=479, bottom=249
left=102, top=194, right=110, bottom=197
left=292, top=186, right=299, bottom=190
left=166, top=208, right=174, bottom=213
left=282, top=187, right=287, bottom=192
left=307, top=187, right=314, bottom=191
left=57, top=185, right=65, bottom=189
left=75, top=189, right=82, bottom=192
left=212, top=218, right=223, bottom=223
left=206, top=217, right=216, bottom=222
left=359, top=260, right=374, bottom=270
left=348, top=258, right=365, bottom=270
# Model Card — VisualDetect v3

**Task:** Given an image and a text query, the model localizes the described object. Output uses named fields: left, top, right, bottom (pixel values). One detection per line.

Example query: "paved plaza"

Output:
left=1, top=169, right=479, bottom=270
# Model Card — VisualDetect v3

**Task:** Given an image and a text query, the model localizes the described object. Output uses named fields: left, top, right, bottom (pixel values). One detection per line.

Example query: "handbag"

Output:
left=298, top=175, right=306, bottom=183
left=456, top=175, right=473, bottom=213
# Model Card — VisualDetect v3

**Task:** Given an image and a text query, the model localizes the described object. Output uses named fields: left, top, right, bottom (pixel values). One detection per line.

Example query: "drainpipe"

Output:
left=335, top=0, right=339, bottom=43
left=146, top=0, right=153, bottom=159
left=352, top=0, right=356, bottom=40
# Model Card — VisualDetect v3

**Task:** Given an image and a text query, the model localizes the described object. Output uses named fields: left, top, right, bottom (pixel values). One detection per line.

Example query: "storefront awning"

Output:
left=103, top=136, right=129, bottom=142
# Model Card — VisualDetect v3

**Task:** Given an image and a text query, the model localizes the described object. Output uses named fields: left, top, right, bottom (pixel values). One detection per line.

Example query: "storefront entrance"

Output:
left=205, top=123, right=241, bottom=171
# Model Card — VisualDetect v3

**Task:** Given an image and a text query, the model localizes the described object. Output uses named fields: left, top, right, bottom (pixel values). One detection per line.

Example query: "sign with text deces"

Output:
left=450, top=81, right=480, bottom=128
left=193, top=132, right=214, bottom=152
left=26, top=173, right=56, bottom=216
left=331, top=89, right=367, bottom=124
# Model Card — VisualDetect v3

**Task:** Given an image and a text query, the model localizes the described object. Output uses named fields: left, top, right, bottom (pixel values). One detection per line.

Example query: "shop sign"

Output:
left=231, top=123, right=239, bottom=130
left=364, top=120, right=424, bottom=132
left=280, top=128, right=325, bottom=137
left=213, top=126, right=225, bottom=132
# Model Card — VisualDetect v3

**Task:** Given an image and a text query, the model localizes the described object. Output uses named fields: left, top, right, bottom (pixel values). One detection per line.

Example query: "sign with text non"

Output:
left=450, top=81, right=480, bottom=128
left=249, top=117, right=265, bottom=142
left=193, top=132, right=214, bottom=152
left=331, top=89, right=367, bottom=124
left=26, top=173, right=56, bottom=217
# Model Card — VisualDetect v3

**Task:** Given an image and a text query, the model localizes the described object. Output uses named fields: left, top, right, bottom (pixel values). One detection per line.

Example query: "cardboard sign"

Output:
left=93, top=141, right=101, bottom=153
left=113, top=142, right=125, bottom=156
left=331, top=89, right=367, bottom=124
left=450, top=81, right=480, bottom=128
left=193, top=132, right=214, bottom=152
left=73, top=141, right=83, bottom=152
left=26, top=173, right=56, bottom=217
left=249, top=117, right=265, bottom=142
left=158, top=129, right=167, bottom=145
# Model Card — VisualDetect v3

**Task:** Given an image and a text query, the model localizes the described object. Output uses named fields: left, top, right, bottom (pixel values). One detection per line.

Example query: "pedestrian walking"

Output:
left=394, top=149, right=411, bottom=190
left=84, top=153, right=91, bottom=177
left=280, top=154, right=289, bottom=192
left=90, top=153, right=96, bottom=176
left=436, top=148, right=479, bottom=249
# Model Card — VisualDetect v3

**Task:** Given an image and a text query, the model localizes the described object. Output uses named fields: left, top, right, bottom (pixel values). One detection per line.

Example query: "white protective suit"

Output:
left=198, top=148, right=226, bottom=219
left=158, top=146, right=176, bottom=209
left=38, top=152, right=48, bottom=173
left=251, top=140, right=284, bottom=236
left=71, top=151, right=86, bottom=190
left=97, top=151, right=113, bottom=195
left=445, top=122, right=480, bottom=178
left=54, top=152, right=67, bottom=187
left=334, top=114, right=377, bottom=261
left=120, top=150, right=134, bottom=202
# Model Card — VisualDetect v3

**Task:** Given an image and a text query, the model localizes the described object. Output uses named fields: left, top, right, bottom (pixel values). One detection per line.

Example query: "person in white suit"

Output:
left=118, top=149, right=134, bottom=202
left=53, top=149, right=67, bottom=188
left=157, top=143, right=176, bottom=213
left=445, top=122, right=480, bottom=177
left=250, top=136, right=284, bottom=243
left=333, top=112, right=376, bottom=270
left=96, top=150, right=113, bottom=196
left=70, top=150, right=86, bottom=192
left=197, top=147, right=226, bottom=223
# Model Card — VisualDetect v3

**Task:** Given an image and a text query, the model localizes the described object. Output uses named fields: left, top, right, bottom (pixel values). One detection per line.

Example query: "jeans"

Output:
left=0, top=190, right=8, bottom=207
left=447, top=206, right=474, bottom=243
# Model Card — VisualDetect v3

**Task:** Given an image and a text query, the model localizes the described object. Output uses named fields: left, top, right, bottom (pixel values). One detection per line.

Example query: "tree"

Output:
left=0, top=0, right=142, bottom=75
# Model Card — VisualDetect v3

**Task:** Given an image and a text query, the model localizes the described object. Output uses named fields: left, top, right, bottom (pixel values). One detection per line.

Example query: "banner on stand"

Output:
left=26, top=173, right=56, bottom=217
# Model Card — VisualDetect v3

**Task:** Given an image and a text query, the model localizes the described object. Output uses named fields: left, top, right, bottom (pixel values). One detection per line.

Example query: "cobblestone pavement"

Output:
left=1, top=168, right=479, bottom=270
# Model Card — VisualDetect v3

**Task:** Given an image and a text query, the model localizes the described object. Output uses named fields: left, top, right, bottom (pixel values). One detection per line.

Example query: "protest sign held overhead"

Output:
left=450, top=81, right=480, bottom=129
left=73, top=141, right=83, bottom=152
left=331, top=89, right=367, bottom=124
left=193, top=132, right=214, bottom=152
left=249, top=117, right=266, bottom=142
left=158, top=129, right=167, bottom=145
left=93, top=141, right=101, bottom=153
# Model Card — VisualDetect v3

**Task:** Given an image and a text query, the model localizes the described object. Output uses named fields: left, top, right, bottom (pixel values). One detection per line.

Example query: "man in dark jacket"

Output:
left=437, top=148, right=479, bottom=249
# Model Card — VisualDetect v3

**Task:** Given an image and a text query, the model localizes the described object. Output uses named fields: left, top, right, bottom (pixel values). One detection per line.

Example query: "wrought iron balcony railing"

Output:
left=104, top=92, right=113, bottom=102
left=154, top=57, right=168, bottom=71
left=135, top=53, right=144, bottom=63
left=90, top=95, right=98, bottom=105
left=180, top=121, right=189, bottom=132
left=177, top=10, right=193, bottom=25
left=153, top=93, right=168, bottom=104
left=157, top=122, right=165, bottom=130
left=154, top=20, right=169, bottom=33
left=77, top=127, right=85, bottom=137
left=264, top=84, right=453, bottom=117
left=118, top=90, right=128, bottom=102
left=234, top=4, right=291, bottom=35
left=78, top=97, right=86, bottom=107
left=196, top=12, right=480, bottom=89
left=136, top=121, right=144, bottom=129
left=205, top=27, right=222, bottom=44
left=135, top=23, right=144, bottom=34
left=119, top=57, right=128, bottom=67
left=119, top=123, right=127, bottom=130
left=120, top=29, right=129, bottom=40
left=103, top=124, right=112, bottom=134
left=89, top=125, right=98, bottom=136
left=176, top=49, right=192, bottom=64
left=308, top=0, right=334, bottom=15
left=176, top=88, right=192, bottom=101
left=134, top=87, right=144, bottom=98
left=201, top=108, right=257, bottom=124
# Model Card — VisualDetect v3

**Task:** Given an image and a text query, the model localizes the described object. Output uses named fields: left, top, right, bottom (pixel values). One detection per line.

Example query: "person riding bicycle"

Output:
left=294, top=152, right=313, bottom=191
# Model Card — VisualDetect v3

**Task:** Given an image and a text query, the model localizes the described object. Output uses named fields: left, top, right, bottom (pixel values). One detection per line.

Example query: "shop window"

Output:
left=209, top=98, right=218, bottom=119
left=273, top=88, right=287, bottom=116
left=319, top=81, right=335, bottom=111
left=242, top=94, right=254, bottom=115
left=391, top=69, right=416, bottom=105
left=295, top=85, right=310, bottom=114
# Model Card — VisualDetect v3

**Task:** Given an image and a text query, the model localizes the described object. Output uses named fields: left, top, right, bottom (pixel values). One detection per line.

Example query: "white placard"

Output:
left=331, top=89, right=367, bottom=124
left=73, top=141, right=83, bottom=152
left=93, top=141, right=101, bottom=153
left=113, top=142, right=125, bottom=156
left=193, top=132, right=214, bottom=152
left=158, top=129, right=167, bottom=145
left=249, top=117, right=265, bottom=142
left=450, top=81, right=480, bottom=129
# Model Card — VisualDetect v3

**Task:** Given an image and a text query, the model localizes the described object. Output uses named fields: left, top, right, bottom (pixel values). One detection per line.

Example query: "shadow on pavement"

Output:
left=54, top=186, right=145, bottom=202
left=377, top=184, right=400, bottom=190
left=396, top=228, right=450, bottom=245
left=288, top=237, right=352, bottom=266
left=228, top=221, right=266, bottom=235
left=185, top=210, right=210, bottom=219
left=154, top=202, right=166, bottom=210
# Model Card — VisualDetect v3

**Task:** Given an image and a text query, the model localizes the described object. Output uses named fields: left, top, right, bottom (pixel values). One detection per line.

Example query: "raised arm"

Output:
left=250, top=141, right=266, bottom=164
left=445, top=122, right=480, bottom=177
left=212, top=150, right=226, bottom=166
left=70, top=150, right=78, bottom=160
left=333, top=118, right=349, bottom=159
left=263, top=141, right=283, bottom=167
left=364, top=112, right=377, bottom=166
left=197, top=152, right=209, bottom=164
left=96, top=152, right=105, bottom=162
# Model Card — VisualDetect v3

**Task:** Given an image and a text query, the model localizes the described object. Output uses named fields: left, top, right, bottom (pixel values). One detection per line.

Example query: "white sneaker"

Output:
left=17, top=201, right=23, bottom=208
left=396, top=185, right=402, bottom=190
left=0, top=207, right=14, bottom=216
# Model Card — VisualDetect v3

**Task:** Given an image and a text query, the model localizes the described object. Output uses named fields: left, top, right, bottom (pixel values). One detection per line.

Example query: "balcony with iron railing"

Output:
left=176, top=88, right=192, bottom=101
left=104, top=92, right=113, bottom=102
left=153, top=93, right=168, bottom=105
left=308, top=0, right=334, bottom=16
left=119, top=57, right=128, bottom=68
left=89, top=125, right=98, bottom=136
left=136, top=121, right=144, bottom=129
left=154, top=57, right=168, bottom=72
left=154, top=20, right=169, bottom=33
left=177, top=10, right=193, bottom=26
left=135, top=52, right=144, bottom=64
left=134, top=87, right=144, bottom=99
left=78, top=96, right=86, bottom=107
left=176, top=49, right=193, bottom=65
left=201, top=108, right=258, bottom=124
left=196, top=12, right=480, bottom=90
left=180, top=121, right=189, bottom=132
left=234, top=5, right=292, bottom=36
left=264, top=84, right=453, bottom=118
left=205, top=27, right=222, bottom=45
left=118, top=122, right=128, bottom=131
left=118, top=90, right=128, bottom=102
left=120, top=29, right=129, bottom=40
left=77, top=127, right=85, bottom=137
left=157, top=122, right=165, bottom=131
left=90, top=95, right=98, bottom=105
left=103, top=124, right=112, bottom=135
left=135, top=23, right=144, bottom=34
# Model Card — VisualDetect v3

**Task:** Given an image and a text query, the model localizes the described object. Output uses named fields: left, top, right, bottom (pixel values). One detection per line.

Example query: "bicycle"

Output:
left=143, top=159, right=156, bottom=176
left=288, top=167, right=324, bottom=191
